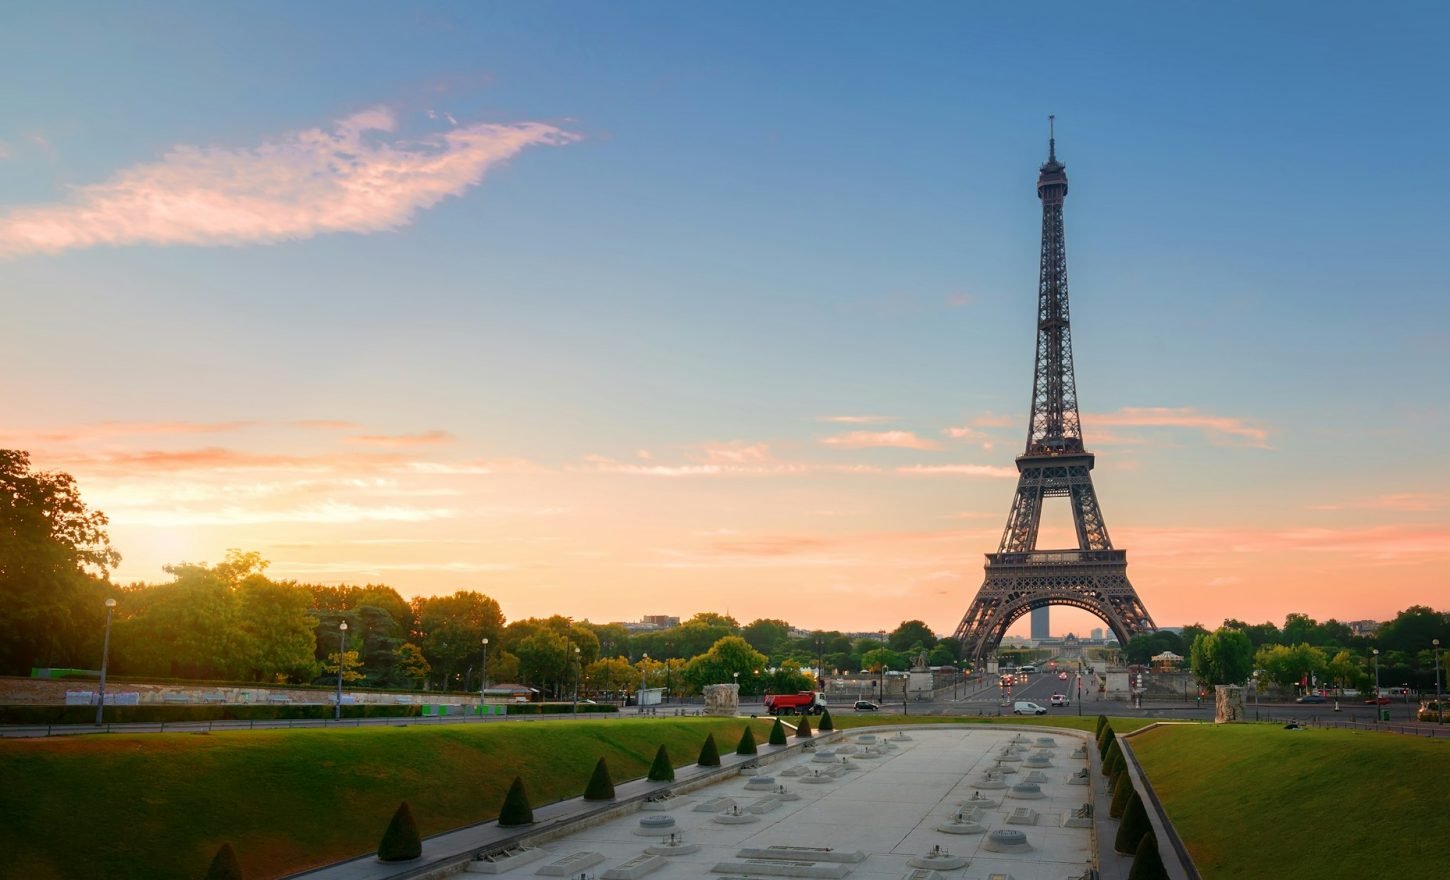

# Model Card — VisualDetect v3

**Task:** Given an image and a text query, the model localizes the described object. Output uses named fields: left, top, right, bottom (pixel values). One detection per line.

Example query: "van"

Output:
left=1013, top=701, right=1047, bottom=715
left=1019, top=665, right=1037, bottom=674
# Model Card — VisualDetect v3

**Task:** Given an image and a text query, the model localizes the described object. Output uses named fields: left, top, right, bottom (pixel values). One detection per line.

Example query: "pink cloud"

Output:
left=694, top=442, right=773, bottom=465
left=0, top=420, right=255, bottom=443
left=945, top=292, right=975, bottom=308
left=819, top=415, right=894, bottom=424
left=1306, top=493, right=1446, bottom=513
left=972, top=412, right=1017, bottom=428
left=290, top=420, right=361, bottom=431
left=895, top=463, right=1016, bottom=478
left=0, top=107, right=577, bottom=257
left=346, top=430, right=455, bottom=447
left=1087, top=407, right=1271, bottom=448
left=821, top=430, right=942, bottom=451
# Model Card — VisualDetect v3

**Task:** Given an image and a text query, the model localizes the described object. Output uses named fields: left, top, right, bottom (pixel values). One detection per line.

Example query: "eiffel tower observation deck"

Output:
left=954, top=121, right=1157, bottom=661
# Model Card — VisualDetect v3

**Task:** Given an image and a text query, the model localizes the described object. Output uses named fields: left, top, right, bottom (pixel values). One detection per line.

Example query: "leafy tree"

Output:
left=1254, top=643, right=1328, bottom=690
left=860, top=647, right=904, bottom=673
left=378, top=801, right=422, bottom=860
left=1375, top=606, right=1449, bottom=655
left=887, top=620, right=937, bottom=653
left=1124, top=631, right=1185, bottom=665
left=392, top=643, right=430, bottom=687
left=647, top=745, right=675, bottom=781
left=585, top=656, right=640, bottom=696
left=237, top=577, right=317, bottom=683
left=682, top=636, right=767, bottom=692
left=497, top=777, right=534, bottom=826
left=415, top=590, right=504, bottom=690
left=582, top=621, right=632, bottom=659
left=0, top=450, right=120, bottom=674
left=927, top=643, right=958, bottom=667
left=203, top=842, right=244, bottom=880
left=1281, top=613, right=1319, bottom=646
left=325, top=649, right=365, bottom=684
left=1222, top=618, right=1281, bottom=649
left=742, top=618, right=792, bottom=658
left=114, top=557, right=252, bottom=679
left=584, top=757, right=614, bottom=800
left=513, top=629, right=571, bottom=697
left=1189, top=627, right=1253, bottom=686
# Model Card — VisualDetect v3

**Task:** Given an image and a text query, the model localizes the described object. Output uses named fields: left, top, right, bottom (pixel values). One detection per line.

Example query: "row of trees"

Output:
left=1181, top=606, right=1449, bottom=694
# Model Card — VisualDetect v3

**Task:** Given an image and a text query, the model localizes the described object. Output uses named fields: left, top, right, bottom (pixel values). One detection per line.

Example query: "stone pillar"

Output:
left=703, top=683, right=740, bottom=716
left=1215, top=685, right=1244, bottom=723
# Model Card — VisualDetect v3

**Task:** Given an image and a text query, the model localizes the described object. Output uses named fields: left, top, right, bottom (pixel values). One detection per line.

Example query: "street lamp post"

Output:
left=1372, top=648, right=1380, bottom=723
left=336, top=620, right=349, bottom=721
left=573, top=646, right=581, bottom=715
left=480, top=637, right=489, bottom=702
left=640, top=652, right=648, bottom=713
left=96, top=597, right=117, bottom=726
left=1434, top=638, right=1442, bottom=724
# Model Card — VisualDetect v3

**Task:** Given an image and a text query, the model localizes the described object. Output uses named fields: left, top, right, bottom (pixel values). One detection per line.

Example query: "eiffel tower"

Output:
left=953, top=121, right=1157, bottom=661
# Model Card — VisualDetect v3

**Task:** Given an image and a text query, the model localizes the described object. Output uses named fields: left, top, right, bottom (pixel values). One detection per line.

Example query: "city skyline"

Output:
left=2, top=4, right=1446, bottom=637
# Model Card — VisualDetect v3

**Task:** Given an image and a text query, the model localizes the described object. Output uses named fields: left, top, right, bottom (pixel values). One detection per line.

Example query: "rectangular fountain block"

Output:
left=601, top=854, right=667, bottom=880
left=711, top=860, right=850, bottom=878
left=537, top=852, right=606, bottom=876
left=984, top=875, right=1019, bottom=880
left=1005, top=807, right=1038, bottom=826
left=747, top=796, right=783, bottom=814
left=1061, top=810, right=1093, bottom=829
left=694, top=797, right=735, bottom=812
left=779, top=766, right=807, bottom=777
left=466, top=847, right=547, bottom=874
left=736, top=847, right=867, bottom=864
left=901, top=871, right=944, bottom=880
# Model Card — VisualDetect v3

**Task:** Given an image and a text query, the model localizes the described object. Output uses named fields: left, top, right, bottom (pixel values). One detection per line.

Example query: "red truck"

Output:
left=763, top=691, right=827, bottom=715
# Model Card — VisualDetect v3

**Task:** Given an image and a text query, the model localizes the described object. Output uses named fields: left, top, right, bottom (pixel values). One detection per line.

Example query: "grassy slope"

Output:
left=1, top=716, right=772, bottom=880
left=1131, top=724, right=1450, bottom=878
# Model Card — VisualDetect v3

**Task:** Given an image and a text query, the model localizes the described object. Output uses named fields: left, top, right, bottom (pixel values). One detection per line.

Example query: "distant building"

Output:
left=1091, top=627, right=1104, bottom=641
left=1030, top=607, right=1050, bottom=640
left=623, top=615, right=681, bottom=632
left=1348, top=619, right=1381, bottom=637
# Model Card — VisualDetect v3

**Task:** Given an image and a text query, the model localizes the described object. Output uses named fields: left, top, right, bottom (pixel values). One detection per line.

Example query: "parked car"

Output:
left=1049, top=693, right=1068, bottom=707
left=1295, top=694, right=1326, bottom=703
left=854, top=700, right=879, bottom=711
left=1013, top=701, right=1047, bottom=715
left=1363, top=696, right=1392, bottom=705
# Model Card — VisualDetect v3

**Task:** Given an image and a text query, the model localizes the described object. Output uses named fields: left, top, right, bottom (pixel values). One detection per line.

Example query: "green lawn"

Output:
left=1131, top=723, right=1450, bottom=878
left=1, top=716, right=773, bottom=880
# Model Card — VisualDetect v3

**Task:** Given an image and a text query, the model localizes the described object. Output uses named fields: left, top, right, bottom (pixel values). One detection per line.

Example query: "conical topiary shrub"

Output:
left=203, top=842, right=244, bottom=880
left=795, top=715, right=813, bottom=738
left=1115, top=790, right=1150, bottom=854
left=1127, top=830, right=1168, bottom=880
left=647, top=744, right=675, bottom=781
left=697, top=733, right=721, bottom=766
left=1097, top=721, right=1113, bottom=748
left=378, top=801, right=422, bottom=861
left=497, top=776, right=534, bottom=827
left=735, top=726, right=758, bottom=756
left=1109, top=771, right=1134, bottom=818
left=1099, top=728, right=1116, bottom=759
left=584, top=757, right=615, bottom=800
left=768, top=717, right=788, bottom=745
left=1095, top=714, right=1109, bottom=737
left=818, top=708, right=834, bottom=731
left=1102, top=737, right=1123, bottom=775
left=1103, top=746, right=1124, bottom=780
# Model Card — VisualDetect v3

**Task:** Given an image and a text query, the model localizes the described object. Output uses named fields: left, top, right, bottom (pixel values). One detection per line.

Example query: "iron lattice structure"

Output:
left=954, top=126, right=1157, bottom=661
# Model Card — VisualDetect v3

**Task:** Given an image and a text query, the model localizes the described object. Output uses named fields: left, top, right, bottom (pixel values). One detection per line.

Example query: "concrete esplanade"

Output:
left=292, top=723, right=1172, bottom=880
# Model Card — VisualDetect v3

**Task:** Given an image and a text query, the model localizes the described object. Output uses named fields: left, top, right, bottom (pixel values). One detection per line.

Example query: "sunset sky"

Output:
left=2, top=3, right=1446, bottom=638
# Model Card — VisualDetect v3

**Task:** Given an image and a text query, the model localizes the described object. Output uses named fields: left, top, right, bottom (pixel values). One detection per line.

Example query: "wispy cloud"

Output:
left=1088, top=407, right=1271, bottom=448
left=945, top=292, right=974, bottom=308
left=819, top=415, right=895, bottom=424
left=290, top=420, right=360, bottom=431
left=895, top=463, right=1016, bottom=478
left=346, top=429, right=454, bottom=447
left=971, top=412, right=1017, bottom=428
left=821, top=430, right=942, bottom=451
left=0, top=420, right=255, bottom=443
left=0, top=106, right=577, bottom=257
left=1306, top=493, right=1446, bottom=513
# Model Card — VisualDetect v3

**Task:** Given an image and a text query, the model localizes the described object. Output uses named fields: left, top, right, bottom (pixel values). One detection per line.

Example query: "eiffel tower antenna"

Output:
left=953, top=129, right=1157, bottom=663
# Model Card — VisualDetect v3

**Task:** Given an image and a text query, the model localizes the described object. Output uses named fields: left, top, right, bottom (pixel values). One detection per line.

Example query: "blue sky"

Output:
left=1, top=2, right=1446, bottom=634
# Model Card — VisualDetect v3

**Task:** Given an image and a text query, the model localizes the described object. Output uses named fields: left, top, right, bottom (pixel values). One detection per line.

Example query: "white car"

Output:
left=1013, top=701, right=1047, bottom=715
left=1049, top=693, right=1068, bottom=707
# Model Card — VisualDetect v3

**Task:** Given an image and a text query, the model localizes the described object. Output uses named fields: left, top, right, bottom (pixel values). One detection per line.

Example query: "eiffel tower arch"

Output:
left=954, top=121, right=1157, bottom=662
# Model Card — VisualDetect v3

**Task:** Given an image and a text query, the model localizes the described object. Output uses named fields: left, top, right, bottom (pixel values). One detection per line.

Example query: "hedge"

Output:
left=203, top=842, right=244, bottom=880
left=1115, top=789, right=1150, bottom=854
left=378, top=801, right=422, bottom=861
left=1127, top=831, right=1168, bottom=880
left=497, top=777, right=534, bottom=827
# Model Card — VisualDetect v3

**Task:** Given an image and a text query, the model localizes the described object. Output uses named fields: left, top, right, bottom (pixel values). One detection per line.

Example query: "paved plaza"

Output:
left=444, top=727, right=1096, bottom=880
